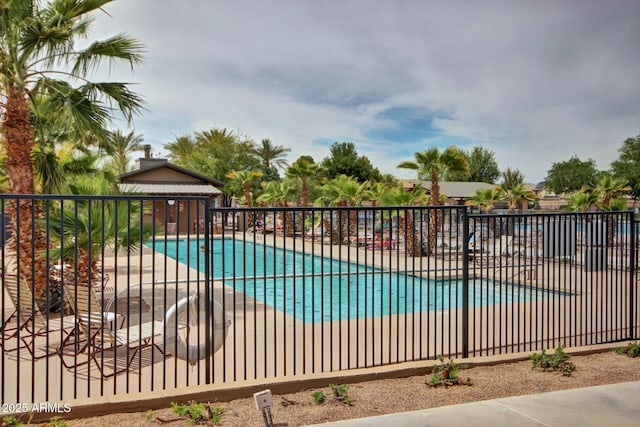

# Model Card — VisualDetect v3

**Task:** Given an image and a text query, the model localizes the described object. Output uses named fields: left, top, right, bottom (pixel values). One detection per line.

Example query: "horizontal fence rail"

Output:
left=0, top=195, right=638, bottom=410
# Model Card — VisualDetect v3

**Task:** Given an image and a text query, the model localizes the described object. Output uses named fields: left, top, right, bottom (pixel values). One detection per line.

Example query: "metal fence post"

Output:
left=204, top=198, right=212, bottom=383
left=462, top=208, right=469, bottom=358
left=630, top=212, right=636, bottom=340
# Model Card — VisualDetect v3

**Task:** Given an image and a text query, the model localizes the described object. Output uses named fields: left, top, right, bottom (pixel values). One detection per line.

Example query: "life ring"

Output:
left=164, top=292, right=230, bottom=364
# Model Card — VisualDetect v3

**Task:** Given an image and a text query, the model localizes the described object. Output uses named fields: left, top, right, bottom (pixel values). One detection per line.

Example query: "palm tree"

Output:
left=364, top=181, right=391, bottom=206
left=499, top=183, right=536, bottom=213
left=467, top=187, right=502, bottom=236
left=595, top=176, right=630, bottom=210
left=498, top=182, right=536, bottom=236
left=0, top=0, right=144, bottom=303
left=565, top=191, right=600, bottom=212
left=316, top=175, right=367, bottom=244
left=398, top=146, right=470, bottom=255
left=43, top=181, right=153, bottom=299
left=467, top=188, right=501, bottom=213
left=164, top=135, right=197, bottom=163
left=593, top=176, right=630, bottom=246
left=500, top=168, right=525, bottom=190
left=380, top=186, right=429, bottom=256
left=250, top=138, right=291, bottom=170
left=226, top=170, right=263, bottom=207
left=103, top=130, right=145, bottom=175
left=256, top=181, right=295, bottom=235
left=226, top=169, right=263, bottom=228
left=286, top=157, right=318, bottom=207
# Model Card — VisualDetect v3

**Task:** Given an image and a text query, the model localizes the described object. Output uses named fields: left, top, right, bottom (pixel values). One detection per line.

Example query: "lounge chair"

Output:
left=441, top=231, right=481, bottom=260
left=1, top=274, right=76, bottom=358
left=57, top=283, right=164, bottom=378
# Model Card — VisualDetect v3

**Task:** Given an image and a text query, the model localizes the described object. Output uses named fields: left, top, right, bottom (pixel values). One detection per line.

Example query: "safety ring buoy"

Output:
left=164, top=292, right=230, bottom=364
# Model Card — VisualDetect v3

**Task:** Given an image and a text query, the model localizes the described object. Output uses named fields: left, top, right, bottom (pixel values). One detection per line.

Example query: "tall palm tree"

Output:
left=250, top=138, right=291, bottom=170
left=103, top=130, right=145, bottom=175
left=285, top=157, right=318, bottom=207
left=164, top=135, right=197, bottom=163
left=0, top=0, right=144, bottom=303
left=398, top=146, right=470, bottom=255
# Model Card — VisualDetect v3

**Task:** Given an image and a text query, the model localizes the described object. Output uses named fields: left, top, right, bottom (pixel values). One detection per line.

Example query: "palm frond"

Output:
left=72, top=33, right=145, bottom=75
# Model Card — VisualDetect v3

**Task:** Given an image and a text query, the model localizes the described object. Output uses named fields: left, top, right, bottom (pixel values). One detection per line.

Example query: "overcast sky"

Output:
left=91, top=0, right=640, bottom=183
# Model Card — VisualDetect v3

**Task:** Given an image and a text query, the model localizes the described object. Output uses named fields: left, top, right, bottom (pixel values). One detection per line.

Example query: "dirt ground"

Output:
left=55, top=349, right=639, bottom=427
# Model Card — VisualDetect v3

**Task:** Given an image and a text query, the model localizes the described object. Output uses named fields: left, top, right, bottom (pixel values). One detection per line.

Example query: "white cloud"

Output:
left=90, top=0, right=640, bottom=183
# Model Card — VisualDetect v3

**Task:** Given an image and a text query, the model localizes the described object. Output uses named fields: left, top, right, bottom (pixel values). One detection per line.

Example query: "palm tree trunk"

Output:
left=283, top=209, right=295, bottom=237
left=348, top=208, right=357, bottom=240
left=428, top=171, right=441, bottom=256
left=3, top=86, right=50, bottom=307
left=397, top=210, right=418, bottom=256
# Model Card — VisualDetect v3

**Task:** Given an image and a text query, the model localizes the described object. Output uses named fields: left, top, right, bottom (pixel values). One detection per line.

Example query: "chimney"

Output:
left=137, top=144, right=167, bottom=170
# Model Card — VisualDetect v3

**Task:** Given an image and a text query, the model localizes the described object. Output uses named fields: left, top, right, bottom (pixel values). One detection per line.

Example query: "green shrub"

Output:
left=530, top=345, right=576, bottom=376
left=210, top=407, right=225, bottom=426
left=615, top=341, right=640, bottom=358
left=427, top=355, right=472, bottom=387
left=171, top=401, right=211, bottom=425
left=42, top=416, right=67, bottom=427
left=312, top=391, right=326, bottom=404
left=1, top=416, right=22, bottom=427
left=329, top=384, right=354, bottom=406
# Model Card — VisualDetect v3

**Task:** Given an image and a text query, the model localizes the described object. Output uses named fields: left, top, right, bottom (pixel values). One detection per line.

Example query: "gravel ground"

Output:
left=55, top=349, right=640, bottom=427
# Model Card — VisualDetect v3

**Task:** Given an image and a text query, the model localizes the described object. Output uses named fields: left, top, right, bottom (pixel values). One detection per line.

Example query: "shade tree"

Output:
left=610, top=135, right=640, bottom=200
left=319, top=142, right=382, bottom=182
left=544, top=156, right=599, bottom=195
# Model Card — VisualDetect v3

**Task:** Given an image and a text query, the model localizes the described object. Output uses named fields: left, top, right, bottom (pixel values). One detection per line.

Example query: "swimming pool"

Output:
left=151, top=238, right=553, bottom=323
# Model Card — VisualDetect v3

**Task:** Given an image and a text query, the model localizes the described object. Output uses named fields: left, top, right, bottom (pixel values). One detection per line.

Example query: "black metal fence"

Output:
left=0, top=195, right=638, bottom=409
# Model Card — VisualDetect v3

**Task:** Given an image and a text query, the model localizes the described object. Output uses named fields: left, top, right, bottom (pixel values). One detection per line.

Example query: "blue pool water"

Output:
left=151, top=238, right=554, bottom=323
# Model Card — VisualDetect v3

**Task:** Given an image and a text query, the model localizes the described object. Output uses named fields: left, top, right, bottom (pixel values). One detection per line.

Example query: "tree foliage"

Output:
left=0, top=0, right=145, bottom=195
left=286, top=156, right=320, bottom=206
left=397, top=146, right=470, bottom=206
left=610, top=135, right=640, bottom=200
left=544, top=156, right=598, bottom=194
left=319, top=142, right=382, bottom=182
left=249, top=138, right=291, bottom=171
left=164, top=128, right=262, bottom=201
left=500, top=168, right=525, bottom=190
left=447, top=147, right=500, bottom=183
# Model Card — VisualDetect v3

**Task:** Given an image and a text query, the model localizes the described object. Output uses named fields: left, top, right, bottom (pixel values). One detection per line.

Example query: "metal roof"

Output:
left=118, top=183, right=222, bottom=195
left=421, top=181, right=497, bottom=198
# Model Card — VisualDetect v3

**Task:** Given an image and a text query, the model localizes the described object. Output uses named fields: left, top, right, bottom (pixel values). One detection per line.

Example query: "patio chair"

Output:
left=57, top=283, right=164, bottom=378
left=1, top=274, right=76, bottom=358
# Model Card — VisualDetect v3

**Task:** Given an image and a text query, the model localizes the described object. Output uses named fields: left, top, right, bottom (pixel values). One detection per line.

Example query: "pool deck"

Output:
left=0, top=231, right=635, bottom=420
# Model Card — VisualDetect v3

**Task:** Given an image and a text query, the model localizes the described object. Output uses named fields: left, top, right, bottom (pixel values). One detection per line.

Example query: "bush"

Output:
left=530, top=345, right=576, bottom=376
left=614, top=341, right=640, bottom=358
left=427, top=355, right=472, bottom=387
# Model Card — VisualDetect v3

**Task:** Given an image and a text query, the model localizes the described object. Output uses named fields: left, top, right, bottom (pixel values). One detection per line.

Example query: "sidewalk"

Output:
left=307, top=381, right=640, bottom=427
